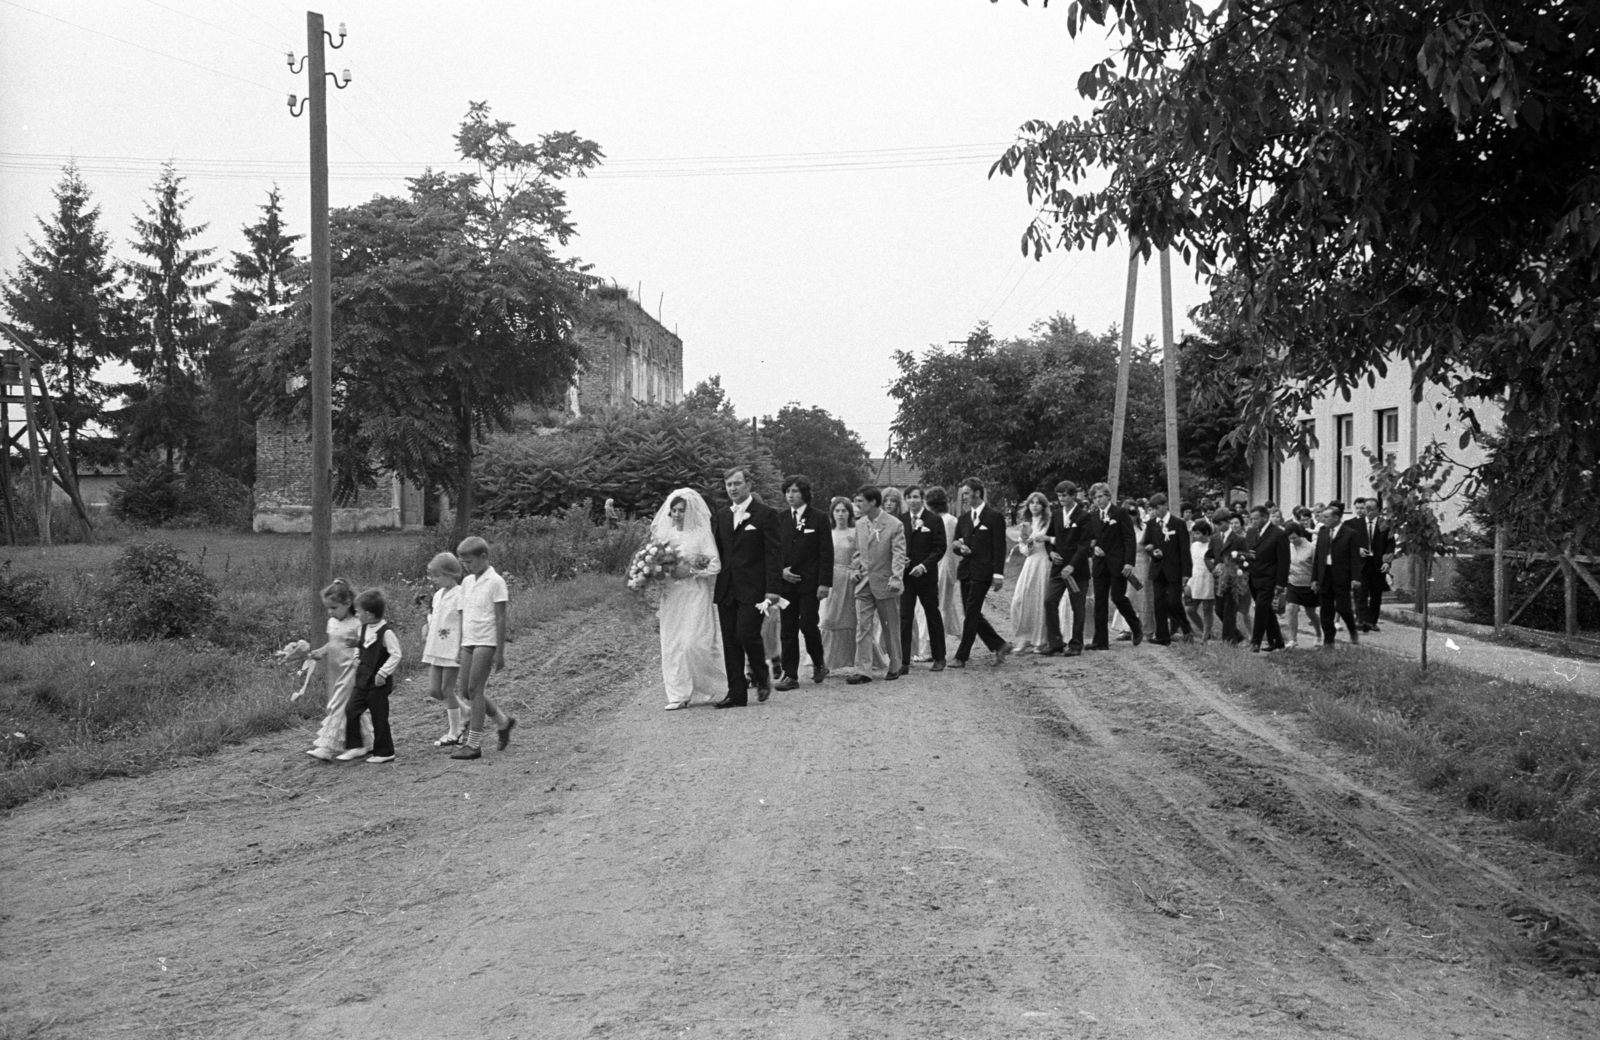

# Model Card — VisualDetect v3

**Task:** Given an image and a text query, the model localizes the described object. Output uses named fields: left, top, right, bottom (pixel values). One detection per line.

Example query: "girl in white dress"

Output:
left=821, top=497, right=866, bottom=674
left=303, top=578, right=365, bottom=760
left=1184, top=518, right=1217, bottom=642
left=1009, top=492, right=1053, bottom=651
left=422, top=553, right=467, bottom=746
left=654, top=489, right=726, bottom=709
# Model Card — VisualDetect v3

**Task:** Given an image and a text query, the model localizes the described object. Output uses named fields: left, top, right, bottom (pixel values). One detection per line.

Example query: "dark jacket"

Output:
left=1049, top=503, right=1092, bottom=576
left=777, top=503, right=834, bottom=597
left=1356, top=515, right=1394, bottom=573
left=714, top=497, right=784, bottom=605
left=1087, top=503, right=1139, bottom=573
left=1312, top=521, right=1367, bottom=592
left=953, top=503, right=1008, bottom=582
left=1246, top=522, right=1292, bottom=590
left=1140, top=513, right=1192, bottom=584
left=898, top=506, right=948, bottom=578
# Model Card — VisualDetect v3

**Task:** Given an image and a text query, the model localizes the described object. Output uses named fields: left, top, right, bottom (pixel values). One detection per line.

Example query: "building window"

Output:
left=1376, top=408, right=1399, bottom=463
left=1298, top=420, right=1316, bottom=507
left=1335, top=413, right=1355, bottom=504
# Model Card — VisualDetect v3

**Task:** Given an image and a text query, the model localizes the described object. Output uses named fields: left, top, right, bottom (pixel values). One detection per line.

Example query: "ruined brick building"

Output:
left=253, top=287, right=683, bottom=532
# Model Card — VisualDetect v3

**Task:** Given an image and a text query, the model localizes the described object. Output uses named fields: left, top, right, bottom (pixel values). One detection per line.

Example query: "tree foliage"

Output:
left=1, top=161, right=128, bottom=470
left=240, top=104, right=602, bottom=540
left=993, top=0, right=1600, bottom=515
left=475, top=404, right=780, bottom=520
left=119, top=163, right=218, bottom=466
left=760, top=403, right=870, bottom=502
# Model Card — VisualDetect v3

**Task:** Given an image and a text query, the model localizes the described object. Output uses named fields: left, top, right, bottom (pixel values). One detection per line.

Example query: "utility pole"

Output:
left=1159, top=248, right=1181, bottom=509
left=1106, top=239, right=1139, bottom=500
left=288, top=14, right=349, bottom=637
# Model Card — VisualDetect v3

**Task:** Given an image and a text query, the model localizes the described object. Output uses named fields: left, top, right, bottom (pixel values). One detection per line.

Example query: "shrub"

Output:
left=174, top=464, right=253, bottom=529
left=96, top=542, right=219, bottom=639
left=1456, top=552, right=1600, bottom=632
left=108, top=460, right=184, bottom=525
left=475, top=405, right=782, bottom=520
left=0, top=561, right=63, bottom=642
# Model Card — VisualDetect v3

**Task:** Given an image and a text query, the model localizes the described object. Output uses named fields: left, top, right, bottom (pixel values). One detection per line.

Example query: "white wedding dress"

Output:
left=653, top=490, right=727, bottom=707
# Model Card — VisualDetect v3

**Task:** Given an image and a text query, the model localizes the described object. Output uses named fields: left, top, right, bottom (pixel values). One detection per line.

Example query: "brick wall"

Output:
left=573, top=293, right=683, bottom=414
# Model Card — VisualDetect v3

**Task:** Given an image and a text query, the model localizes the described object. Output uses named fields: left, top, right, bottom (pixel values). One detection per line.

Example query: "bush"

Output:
left=475, top=405, right=782, bottom=520
left=174, top=464, right=253, bottom=529
left=0, top=561, right=64, bottom=642
left=1455, top=552, right=1600, bottom=632
left=96, top=542, right=219, bottom=640
left=108, top=460, right=184, bottom=525
left=109, top=461, right=253, bottom=529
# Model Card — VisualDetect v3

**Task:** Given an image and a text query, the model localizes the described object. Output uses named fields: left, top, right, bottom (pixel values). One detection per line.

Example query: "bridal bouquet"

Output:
left=626, top=540, right=681, bottom=592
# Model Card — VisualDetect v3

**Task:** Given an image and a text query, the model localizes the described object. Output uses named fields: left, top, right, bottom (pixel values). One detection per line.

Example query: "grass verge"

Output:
left=1195, top=643, right=1600, bottom=866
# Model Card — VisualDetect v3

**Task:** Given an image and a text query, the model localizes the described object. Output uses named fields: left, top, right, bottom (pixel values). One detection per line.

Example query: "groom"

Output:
left=712, top=466, right=782, bottom=708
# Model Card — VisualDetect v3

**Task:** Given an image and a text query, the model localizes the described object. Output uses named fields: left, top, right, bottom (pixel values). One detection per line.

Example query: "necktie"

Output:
left=795, top=510, right=804, bottom=530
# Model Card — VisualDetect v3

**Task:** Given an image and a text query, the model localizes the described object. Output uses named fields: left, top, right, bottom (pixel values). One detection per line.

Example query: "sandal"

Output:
left=433, top=732, right=463, bottom=747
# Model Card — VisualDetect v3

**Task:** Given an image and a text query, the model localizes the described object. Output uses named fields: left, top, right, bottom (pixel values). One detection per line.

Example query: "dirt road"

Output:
left=3, top=598, right=1597, bottom=1039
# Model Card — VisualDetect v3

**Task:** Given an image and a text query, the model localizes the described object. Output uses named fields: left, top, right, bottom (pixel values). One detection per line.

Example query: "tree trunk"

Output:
left=1419, top=554, right=1431, bottom=671
left=451, top=404, right=474, bottom=546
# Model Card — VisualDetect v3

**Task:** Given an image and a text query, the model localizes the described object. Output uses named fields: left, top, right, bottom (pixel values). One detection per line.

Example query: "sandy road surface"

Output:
left=2, top=600, right=1597, bottom=1039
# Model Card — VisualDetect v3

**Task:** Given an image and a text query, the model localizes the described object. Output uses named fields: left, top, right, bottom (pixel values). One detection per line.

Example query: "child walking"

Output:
left=1184, top=519, right=1217, bottom=643
left=338, top=588, right=403, bottom=763
left=452, top=536, right=516, bottom=761
left=423, top=552, right=467, bottom=746
left=303, top=578, right=364, bottom=761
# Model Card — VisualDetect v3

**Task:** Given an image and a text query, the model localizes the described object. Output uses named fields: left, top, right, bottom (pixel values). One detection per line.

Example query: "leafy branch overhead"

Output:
left=992, top=0, right=1600, bottom=513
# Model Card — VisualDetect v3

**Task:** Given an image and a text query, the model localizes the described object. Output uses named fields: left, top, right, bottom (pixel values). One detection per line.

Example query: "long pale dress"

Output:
left=311, top=613, right=364, bottom=754
left=935, top=512, right=964, bottom=645
left=1009, top=518, right=1052, bottom=650
left=659, top=539, right=726, bottom=707
left=821, top=528, right=860, bottom=672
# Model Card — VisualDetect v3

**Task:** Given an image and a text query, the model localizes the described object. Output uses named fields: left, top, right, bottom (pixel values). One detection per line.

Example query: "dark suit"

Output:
left=1044, top=504, right=1090, bottom=652
left=1215, top=529, right=1248, bottom=644
left=1086, top=504, right=1141, bottom=647
left=777, top=503, right=833, bottom=680
left=897, top=506, right=947, bottom=664
left=1312, top=521, right=1367, bottom=644
left=953, top=503, right=1007, bottom=660
left=1356, top=515, right=1393, bottom=628
left=714, top=497, right=783, bottom=702
left=1141, top=513, right=1192, bottom=643
left=1246, top=522, right=1290, bottom=650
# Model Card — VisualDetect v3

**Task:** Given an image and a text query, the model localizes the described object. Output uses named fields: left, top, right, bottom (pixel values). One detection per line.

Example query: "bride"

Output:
left=652, top=489, right=726, bottom=709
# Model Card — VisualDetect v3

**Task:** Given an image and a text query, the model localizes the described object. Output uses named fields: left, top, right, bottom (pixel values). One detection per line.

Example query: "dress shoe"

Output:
left=949, top=659, right=968, bottom=668
left=897, top=664, right=910, bottom=677
left=712, top=696, right=746, bottom=709
left=1063, top=649, right=1082, bottom=657
left=1131, top=628, right=1143, bottom=647
left=496, top=717, right=516, bottom=750
left=450, top=745, right=481, bottom=760
left=1039, top=647, right=1063, bottom=656
left=1087, top=644, right=1110, bottom=651
left=1116, top=632, right=1133, bottom=642
left=930, top=660, right=946, bottom=672
left=812, top=665, right=828, bottom=684
left=757, top=684, right=773, bottom=703
left=1151, top=638, right=1171, bottom=646
left=774, top=677, right=799, bottom=692
left=1368, top=624, right=1381, bottom=633
left=992, top=645, right=1010, bottom=667
left=1250, top=644, right=1261, bottom=653
left=884, top=671, right=900, bottom=681
left=846, top=674, right=873, bottom=685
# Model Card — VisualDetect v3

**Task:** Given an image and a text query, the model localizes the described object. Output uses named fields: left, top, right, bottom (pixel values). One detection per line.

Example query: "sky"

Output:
left=0, top=0, right=1212, bottom=455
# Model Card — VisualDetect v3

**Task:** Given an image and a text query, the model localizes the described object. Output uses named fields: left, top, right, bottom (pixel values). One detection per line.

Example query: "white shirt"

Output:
left=731, top=497, right=751, bottom=528
left=460, top=565, right=509, bottom=647
left=359, top=623, right=404, bottom=682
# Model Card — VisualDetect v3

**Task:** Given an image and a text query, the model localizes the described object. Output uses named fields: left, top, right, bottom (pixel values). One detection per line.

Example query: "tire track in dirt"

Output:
left=989, top=644, right=1598, bottom=1037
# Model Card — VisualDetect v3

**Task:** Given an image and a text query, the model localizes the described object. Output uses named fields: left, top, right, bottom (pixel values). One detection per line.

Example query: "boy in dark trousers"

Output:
left=338, top=588, right=403, bottom=763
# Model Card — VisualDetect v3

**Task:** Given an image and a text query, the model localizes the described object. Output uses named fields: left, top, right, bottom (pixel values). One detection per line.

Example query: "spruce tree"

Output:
left=121, top=163, right=217, bottom=467
left=1, top=161, right=128, bottom=471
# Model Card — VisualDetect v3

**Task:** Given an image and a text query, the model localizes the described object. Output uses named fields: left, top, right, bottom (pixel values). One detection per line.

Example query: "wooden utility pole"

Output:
left=1107, top=239, right=1140, bottom=499
left=1159, top=248, right=1181, bottom=508
left=290, top=13, right=346, bottom=635
left=18, top=353, right=49, bottom=546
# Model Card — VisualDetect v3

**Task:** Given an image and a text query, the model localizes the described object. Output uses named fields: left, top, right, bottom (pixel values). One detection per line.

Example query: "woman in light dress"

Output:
left=821, top=496, right=863, bottom=674
left=652, top=489, right=726, bottom=709
left=927, top=486, right=964, bottom=647
left=1009, top=491, right=1053, bottom=651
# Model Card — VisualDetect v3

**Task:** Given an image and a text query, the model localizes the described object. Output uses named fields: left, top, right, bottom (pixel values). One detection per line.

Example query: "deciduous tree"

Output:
left=760, top=404, right=870, bottom=502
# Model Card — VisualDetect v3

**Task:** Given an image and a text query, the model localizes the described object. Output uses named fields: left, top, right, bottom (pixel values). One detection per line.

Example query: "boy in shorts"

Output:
left=451, top=536, right=517, bottom=760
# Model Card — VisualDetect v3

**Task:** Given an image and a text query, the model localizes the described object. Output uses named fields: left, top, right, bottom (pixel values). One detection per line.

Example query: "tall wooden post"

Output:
left=1492, top=526, right=1506, bottom=635
left=1107, top=239, right=1139, bottom=499
left=306, top=11, right=333, bottom=637
left=18, top=353, right=49, bottom=546
left=1159, top=248, right=1181, bottom=508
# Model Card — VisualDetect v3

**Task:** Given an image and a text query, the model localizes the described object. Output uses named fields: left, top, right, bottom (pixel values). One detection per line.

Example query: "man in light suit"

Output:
left=712, top=466, right=783, bottom=708
left=951, top=477, right=1010, bottom=667
left=846, top=485, right=908, bottom=685
left=775, top=474, right=833, bottom=690
left=1312, top=500, right=1366, bottom=646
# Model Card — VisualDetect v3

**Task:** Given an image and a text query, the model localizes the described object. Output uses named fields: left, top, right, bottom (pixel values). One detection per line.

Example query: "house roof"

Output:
left=869, top=457, right=923, bottom=488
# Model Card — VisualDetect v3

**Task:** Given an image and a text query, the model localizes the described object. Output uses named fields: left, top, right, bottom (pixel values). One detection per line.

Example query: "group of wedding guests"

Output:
left=647, top=467, right=1398, bottom=708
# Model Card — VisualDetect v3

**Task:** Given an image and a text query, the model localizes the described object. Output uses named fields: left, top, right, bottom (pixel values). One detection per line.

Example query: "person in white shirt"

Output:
left=451, top=536, right=517, bottom=759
